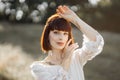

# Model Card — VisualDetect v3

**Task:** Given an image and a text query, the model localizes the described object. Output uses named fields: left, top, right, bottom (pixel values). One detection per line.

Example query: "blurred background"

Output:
left=0, top=0, right=120, bottom=80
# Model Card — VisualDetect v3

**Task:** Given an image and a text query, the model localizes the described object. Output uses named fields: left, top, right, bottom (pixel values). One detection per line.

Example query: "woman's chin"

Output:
left=57, top=47, right=64, bottom=50
left=55, top=46, right=64, bottom=50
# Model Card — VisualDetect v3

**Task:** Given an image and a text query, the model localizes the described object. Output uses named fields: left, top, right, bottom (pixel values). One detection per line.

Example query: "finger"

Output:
left=63, top=5, right=70, bottom=10
left=56, top=9, right=64, bottom=18
left=71, top=45, right=79, bottom=53
left=69, top=43, right=78, bottom=50
left=56, top=9, right=63, bottom=16
left=57, top=13, right=63, bottom=18
left=63, top=5, right=69, bottom=10
left=73, top=43, right=79, bottom=50
left=56, top=9, right=61, bottom=14
left=56, top=9, right=59, bottom=13
left=69, top=43, right=79, bottom=52
left=65, top=39, right=72, bottom=48
left=58, top=5, right=65, bottom=14
left=63, top=5, right=68, bottom=11
left=69, top=42, right=77, bottom=47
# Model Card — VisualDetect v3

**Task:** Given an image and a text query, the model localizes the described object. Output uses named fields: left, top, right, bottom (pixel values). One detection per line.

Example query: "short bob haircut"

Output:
left=41, top=14, right=74, bottom=53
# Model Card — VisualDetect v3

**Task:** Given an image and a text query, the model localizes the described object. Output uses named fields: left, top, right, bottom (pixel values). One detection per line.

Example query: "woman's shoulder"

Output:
left=30, top=58, right=56, bottom=69
left=30, top=61, right=40, bottom=67
left=30, top=60, right=48, bottom=67
left=30, top=60, right=50, bottom=73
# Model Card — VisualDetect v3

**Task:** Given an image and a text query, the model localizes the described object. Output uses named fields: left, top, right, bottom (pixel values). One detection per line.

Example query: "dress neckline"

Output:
left=39, top=60, right=69, bottom=73
left=40, top=60, right=62, bottom=67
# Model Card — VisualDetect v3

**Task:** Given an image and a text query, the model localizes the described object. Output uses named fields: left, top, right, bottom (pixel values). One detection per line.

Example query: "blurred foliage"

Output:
left=0, top=0, right=88, bottom=23
left=0, top=0, right=120, bottom=32
left=77, top=0, right=120, bottom=32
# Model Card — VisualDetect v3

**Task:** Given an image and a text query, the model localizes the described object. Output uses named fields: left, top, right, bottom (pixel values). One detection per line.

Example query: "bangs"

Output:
left=41, top=14, right=74, bottom=52
left=49, top=18, right=71, bottom=32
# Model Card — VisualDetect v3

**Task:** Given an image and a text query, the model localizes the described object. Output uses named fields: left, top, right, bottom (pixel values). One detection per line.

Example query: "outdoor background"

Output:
left=0, top=0, right=120, bottom=80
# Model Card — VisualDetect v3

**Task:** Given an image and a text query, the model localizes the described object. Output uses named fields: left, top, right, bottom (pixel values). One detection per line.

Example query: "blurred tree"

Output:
left=0, top=0, right=120, bottom=32
left=74, top=0, right=120, bottom=32
left=93, top=0, right=120, bottom=32
left=0, top=0, right=89, bottom=23
left=42, top=0, right=88, bottom=23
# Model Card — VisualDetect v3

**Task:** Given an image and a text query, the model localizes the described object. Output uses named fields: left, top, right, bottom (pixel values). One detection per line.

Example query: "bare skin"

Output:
left=43, top=5, right=99, bottom=71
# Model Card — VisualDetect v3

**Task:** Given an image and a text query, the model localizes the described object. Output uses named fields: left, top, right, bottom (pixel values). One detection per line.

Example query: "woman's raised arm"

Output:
left=57, top=5, right=104, bottom=66
left=56, top=5, right=99, bottom=41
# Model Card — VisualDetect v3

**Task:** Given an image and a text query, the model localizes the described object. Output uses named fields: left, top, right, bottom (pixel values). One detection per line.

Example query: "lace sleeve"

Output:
left=30, top=62, right=49, bottom=79
left=74, top=33, right=104, bottom=66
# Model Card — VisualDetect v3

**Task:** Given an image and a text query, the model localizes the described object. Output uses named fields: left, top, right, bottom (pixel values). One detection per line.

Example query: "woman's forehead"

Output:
left=52, top=29, right=69, bottom=32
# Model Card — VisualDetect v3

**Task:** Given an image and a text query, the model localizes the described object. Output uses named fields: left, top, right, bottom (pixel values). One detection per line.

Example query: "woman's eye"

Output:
left=64, top=32, right=68, bottom=35
left=53, top=31, right=58, bottom=34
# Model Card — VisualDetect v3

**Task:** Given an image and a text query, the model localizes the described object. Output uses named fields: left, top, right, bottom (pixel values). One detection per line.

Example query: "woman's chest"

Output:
left=31, top=62, right=72, bottom=80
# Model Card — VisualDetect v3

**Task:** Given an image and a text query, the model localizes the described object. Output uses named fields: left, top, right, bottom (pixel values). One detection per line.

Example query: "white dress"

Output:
left=30, top=34, right=104, bottom=80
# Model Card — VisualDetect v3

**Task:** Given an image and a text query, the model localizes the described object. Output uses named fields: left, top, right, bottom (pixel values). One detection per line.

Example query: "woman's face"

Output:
left=49, top=30, right=69, bottom=50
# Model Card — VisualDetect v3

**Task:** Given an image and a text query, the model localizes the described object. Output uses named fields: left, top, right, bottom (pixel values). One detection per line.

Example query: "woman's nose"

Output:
left=59, top=36, right=63, bottom=40
left=59, top=34, right=64, bottom=40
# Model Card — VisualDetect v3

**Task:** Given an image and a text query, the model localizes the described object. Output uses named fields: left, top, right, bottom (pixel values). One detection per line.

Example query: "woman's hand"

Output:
left=56, top=5, right=79, bottom=24
left=62, top=39, right=79, bottom=59
left=61, top=39, right=79, bottom=71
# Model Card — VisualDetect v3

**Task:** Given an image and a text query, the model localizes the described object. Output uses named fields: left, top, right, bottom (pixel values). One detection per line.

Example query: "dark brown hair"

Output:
left=41, top=14, right=74, bottom=53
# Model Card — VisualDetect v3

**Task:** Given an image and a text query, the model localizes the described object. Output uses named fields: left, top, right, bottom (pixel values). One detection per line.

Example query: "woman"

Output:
left=30, top=5, right=104, bottom=80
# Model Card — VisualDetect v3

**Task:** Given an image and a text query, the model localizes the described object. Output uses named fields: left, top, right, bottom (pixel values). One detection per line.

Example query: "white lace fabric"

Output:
left=30, top=33, right=104, bottom=80
left=30, top=62, right=70, bottom=80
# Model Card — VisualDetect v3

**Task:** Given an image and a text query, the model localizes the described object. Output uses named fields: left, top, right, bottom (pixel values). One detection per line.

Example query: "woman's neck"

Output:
left=45, top=50, right=63, bottom=65
left=51, top=49, right=63, bottom=59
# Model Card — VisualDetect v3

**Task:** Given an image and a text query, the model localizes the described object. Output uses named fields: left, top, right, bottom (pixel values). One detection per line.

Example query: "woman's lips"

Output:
left=57, top=42, right=64, bottom=46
